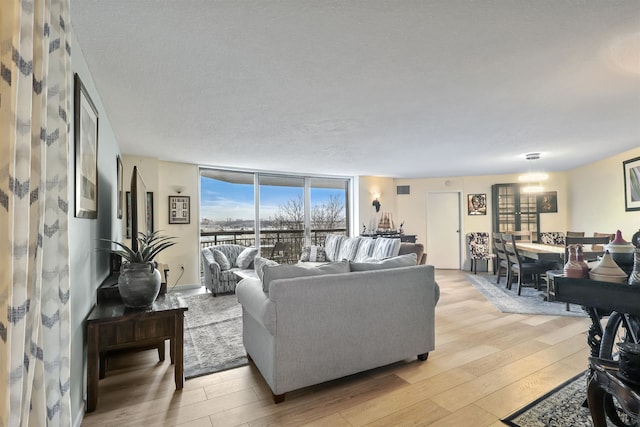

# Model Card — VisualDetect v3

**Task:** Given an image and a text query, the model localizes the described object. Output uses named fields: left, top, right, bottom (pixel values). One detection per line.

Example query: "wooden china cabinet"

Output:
left=491, top=183, right=540, bottom=236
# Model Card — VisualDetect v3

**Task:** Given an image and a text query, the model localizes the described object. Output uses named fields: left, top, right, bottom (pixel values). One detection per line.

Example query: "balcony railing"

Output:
left=200, top=228, right=347, bottom=264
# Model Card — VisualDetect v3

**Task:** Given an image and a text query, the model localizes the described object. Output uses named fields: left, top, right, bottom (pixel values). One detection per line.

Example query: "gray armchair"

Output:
left=201, top=244, right=254, bottom=296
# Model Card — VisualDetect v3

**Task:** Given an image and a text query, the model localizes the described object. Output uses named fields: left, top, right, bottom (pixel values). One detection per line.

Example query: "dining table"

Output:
left=513, top=242, right=565, bottom=263
left=514, top=242, right=603, bottom=264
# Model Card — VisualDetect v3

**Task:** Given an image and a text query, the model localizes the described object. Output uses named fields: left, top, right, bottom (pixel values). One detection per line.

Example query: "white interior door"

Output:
left=426, top=192, right=461, bottom=269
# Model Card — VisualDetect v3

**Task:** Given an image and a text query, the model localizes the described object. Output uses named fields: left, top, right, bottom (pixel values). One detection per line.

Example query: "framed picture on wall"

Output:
left=168, top=195, right=190, bottom=224
left=623, top=156, right=640, bottom=211
left=116, top=156, right=123, bottom=219
left=537, top=191, right=558, bottom=213
left=73, top=73, right=99, bottom=219
left=467, top=194, right=487, bottom=215
left=126, top=191, right=154, bottom=238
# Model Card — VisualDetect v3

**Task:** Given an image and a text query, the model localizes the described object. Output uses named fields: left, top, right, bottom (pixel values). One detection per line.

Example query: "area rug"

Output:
left=180, top=293, right=247, bottom=379
left=502, top=371, right=620, bottom=426
left=465, top=274, right=586, bottom=317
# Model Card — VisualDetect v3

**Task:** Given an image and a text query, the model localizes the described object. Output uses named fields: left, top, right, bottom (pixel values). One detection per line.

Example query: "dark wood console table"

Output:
left=587, top=357, right=640, bottom=426
left=86, top=294, right=187, bottom=412
left=553, top=277, right=640, bottom=357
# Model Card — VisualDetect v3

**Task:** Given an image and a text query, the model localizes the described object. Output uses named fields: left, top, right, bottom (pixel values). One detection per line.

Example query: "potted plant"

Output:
left=101, top=231, right=177, bottom=308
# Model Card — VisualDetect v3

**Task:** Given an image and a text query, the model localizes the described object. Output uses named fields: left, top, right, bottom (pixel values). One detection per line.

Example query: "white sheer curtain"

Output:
left=0, top=0, right=72, bottom=425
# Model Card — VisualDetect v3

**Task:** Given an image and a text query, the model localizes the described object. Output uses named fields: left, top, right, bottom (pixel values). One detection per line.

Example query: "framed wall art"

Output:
left=126, top=191, right=154, bottom=238
left=537, top=191, right=558, bottom=213
left=623, top=156, right=640, bottom=211
left=73, top=73, right=99, bottom=218
left=467, top=193, right=487, bottom=215
left=169, top=195, right=190, bottom=224
left=116, top=156, right=123, bottom=219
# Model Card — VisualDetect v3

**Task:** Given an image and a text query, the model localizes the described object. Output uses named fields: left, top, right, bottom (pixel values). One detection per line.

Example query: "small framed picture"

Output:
left=623, top=156, right=640, bottom=211
left=537, top=191, right=558, bottom=213
left=169, top=195, right=190, bottom=224
left=467, top=194, right=487, bottom=215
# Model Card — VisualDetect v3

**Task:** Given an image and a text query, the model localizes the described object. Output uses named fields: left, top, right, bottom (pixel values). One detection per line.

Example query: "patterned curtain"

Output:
left=0, top=0, right=72, bottom=425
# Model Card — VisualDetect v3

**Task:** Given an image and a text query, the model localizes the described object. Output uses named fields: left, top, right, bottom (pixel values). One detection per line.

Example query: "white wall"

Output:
left=358, top=176, right=397, bottom=233
left=399, top=172, right=569, bottom=244
left=358, top=172, right=569, bottom=269
left=567, top=147, right=640, bottom=239
left=69, top=29, right=122, bottom=425
left=121, top=156, right=201, bottom=286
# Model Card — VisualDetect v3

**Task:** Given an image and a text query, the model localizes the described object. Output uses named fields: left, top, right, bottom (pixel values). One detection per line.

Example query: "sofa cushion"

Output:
left=261, top=260, right=350, bottom=293
left=337, top=237, right=362, bottom=261
left=324, top=234, right=345, bottom=262
left=349, top=253, right=418, bottom=271
left=371, top=237, right=401, bottom=259
left=236, top=247, right=259, bottom=269
left=354, top=237, right=376, bottom=262
left=212, top=249, right=232, bottom=271
left=254, top=256, right=279, bottom=281
left=299, top=245, right=327, bottom=262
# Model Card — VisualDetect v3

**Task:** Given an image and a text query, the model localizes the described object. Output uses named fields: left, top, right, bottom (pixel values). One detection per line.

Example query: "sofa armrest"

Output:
left=202, top=249, right=221, bottom=274
left=236, top=278, right=276, bottom=335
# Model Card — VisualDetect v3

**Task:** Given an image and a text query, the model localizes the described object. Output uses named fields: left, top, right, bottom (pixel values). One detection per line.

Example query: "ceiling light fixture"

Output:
left=519, top=153, right=548, bottom=193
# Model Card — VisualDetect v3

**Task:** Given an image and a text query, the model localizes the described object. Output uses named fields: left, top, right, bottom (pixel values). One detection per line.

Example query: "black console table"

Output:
left=553, top=277, right=640, bottom=357
left=587, top=357, right=640, bottom=426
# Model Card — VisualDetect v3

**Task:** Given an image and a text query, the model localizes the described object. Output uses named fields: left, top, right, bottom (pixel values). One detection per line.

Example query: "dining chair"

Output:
left=504, top=234, right=549, bottom=295
left=511, top=230, right=533, bottom=242
left=467, top=232, right=496, bottom=274
left=538, top=231, right=565, bottom=246
left=566, top=231, right=586, bottom=238
left=492, top=233, right=510, bottom=284
left=592, top=232, right=614, bottom=252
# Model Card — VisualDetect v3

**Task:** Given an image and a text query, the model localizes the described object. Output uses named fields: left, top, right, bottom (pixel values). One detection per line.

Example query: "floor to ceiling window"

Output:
left=200, top=168, right=351, bottom=263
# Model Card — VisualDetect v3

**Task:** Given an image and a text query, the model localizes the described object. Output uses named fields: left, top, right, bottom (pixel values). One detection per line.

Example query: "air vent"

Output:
left=397, top=185, right=410, bottom=195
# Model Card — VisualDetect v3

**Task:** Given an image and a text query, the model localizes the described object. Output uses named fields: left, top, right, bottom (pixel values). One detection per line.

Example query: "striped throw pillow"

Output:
left=371, top=238, right=401, bottom=260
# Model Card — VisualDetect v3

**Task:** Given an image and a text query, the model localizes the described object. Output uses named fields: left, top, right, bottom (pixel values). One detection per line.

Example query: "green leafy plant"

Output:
left=101, top=231, right=177, bottom=264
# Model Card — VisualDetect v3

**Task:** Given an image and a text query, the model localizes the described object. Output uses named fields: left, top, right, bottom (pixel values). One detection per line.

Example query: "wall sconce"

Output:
left=172, top=185, right=186, bottom=194
left=372, top=192, right=381, bottom=212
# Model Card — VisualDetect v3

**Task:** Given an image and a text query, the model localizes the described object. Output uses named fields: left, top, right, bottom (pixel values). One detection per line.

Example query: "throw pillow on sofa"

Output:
left=371, top=237, right=401, bottom=259
left=324, top=234, right=345, bottom=262
left=212, top=249, right=232, bottom=271
left=349, top=253, right=417, bottom=271
left=254, top=256, right=279, bottom=281
left=236, top=247, right=259, bottom=269
left=354, top=237, right=376, bottom=262
left=261, top=260, right=350, bottom=293
left=337, top=236, right=362, bottom=261
left=299, top=245, right=327, bottom=262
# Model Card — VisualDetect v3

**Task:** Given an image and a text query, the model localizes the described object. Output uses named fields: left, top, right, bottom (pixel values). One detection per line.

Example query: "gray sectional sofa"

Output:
left=301, top=233, right=427, bottom=265
left=236, top=261, right=439, bottom=403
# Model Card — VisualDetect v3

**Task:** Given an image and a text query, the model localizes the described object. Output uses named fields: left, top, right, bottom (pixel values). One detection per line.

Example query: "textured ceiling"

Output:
left=70, top=1, right=640, bottom=178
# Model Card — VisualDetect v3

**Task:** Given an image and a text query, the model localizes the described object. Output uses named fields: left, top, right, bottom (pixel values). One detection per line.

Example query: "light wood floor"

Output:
left=81, top=270, right=591, bottom=427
